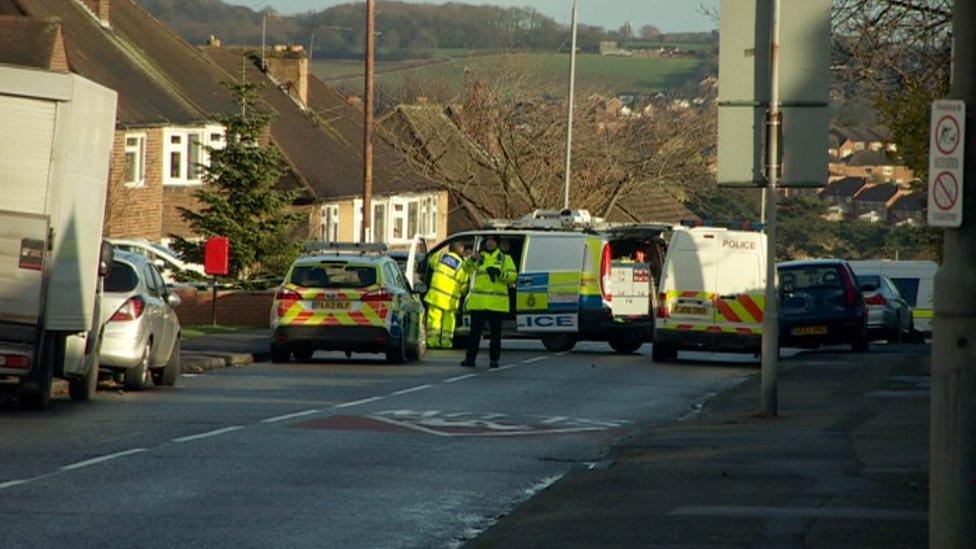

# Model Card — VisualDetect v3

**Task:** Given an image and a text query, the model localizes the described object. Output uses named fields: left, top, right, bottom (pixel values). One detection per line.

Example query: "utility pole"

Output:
left=361, top=0, right=376, bottom=243
left=760, top=0, right=782, bottom=417
left=930, top=0, right=976, bottom=546
left=562, top=0, right=579, bottom=211
left=261, top=13, right=267, bottom=71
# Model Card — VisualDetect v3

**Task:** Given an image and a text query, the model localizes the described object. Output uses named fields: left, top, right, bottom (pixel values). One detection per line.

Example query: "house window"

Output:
left=407, top=201, right=419, bottom=238
left=882, top=166, right=893, bottom=177
left=169, top=134, right=183, bottom=179
left=187, top=132, right=204, bottom=180
left=123, top=134, right=146, bottom=187
left=426, top=196, right=438, bottom=236
left=372, top=202, right=387, bottom=244
left=392, top=203, right=405, bottom=240
left=164, top=127, right=221, bottom=185
left=321, top=205, right=339, bottom=242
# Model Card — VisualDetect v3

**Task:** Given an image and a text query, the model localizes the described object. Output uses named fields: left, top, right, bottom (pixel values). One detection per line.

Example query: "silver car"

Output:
left=99, top=251, right=182, bottom=390
left=857, top=273, right=913, bottom=343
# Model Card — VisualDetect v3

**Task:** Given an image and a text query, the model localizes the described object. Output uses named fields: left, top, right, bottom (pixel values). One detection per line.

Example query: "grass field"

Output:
left=314, top=51, right=704, bottom=97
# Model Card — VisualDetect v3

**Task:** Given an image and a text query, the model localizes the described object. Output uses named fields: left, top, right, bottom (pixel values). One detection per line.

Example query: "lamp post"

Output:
left=562, top=0, right=580, bottom=211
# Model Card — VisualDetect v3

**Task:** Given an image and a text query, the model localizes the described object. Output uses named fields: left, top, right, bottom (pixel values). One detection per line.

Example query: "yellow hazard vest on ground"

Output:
left=466, top=249, right=517, bottom=313
left=424, top=250, right=469, bottom=310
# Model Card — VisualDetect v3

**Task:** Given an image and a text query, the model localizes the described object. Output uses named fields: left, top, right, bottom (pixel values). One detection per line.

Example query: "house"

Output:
left=853, top=183, right=902, bottom=223
left=828, top=126, right=896, bottom=159
left=0, top=15, right=69, bottom=71
left=835, top=149, right=915, bottom=186
left=888, top=192, right=926, bottom=227
left=819, top=176, right=868, bottom=220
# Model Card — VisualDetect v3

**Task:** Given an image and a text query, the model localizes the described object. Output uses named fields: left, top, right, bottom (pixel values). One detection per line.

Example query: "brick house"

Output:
left=833, top=149, right=915, bottom=186
left=828, top=126, right=896, bottom=159
left=888, top=192, right=926, bottom=227
left=819, top=176, right=868, bottom=220
left=853, top=183, right=902, bottom=223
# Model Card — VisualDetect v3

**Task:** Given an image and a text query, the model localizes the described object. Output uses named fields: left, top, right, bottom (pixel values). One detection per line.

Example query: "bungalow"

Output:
left=836, top=149, right=914, bottom=186
left=888, top=192, right=926, bottom=227
left=853, top=183, right=902, bottom=223
left=819, top=176, right=868, bottom=220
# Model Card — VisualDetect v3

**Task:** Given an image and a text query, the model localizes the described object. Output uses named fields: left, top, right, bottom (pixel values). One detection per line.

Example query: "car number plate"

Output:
left=673, top=305, right=707, bottom=316
left=792, top=325, right=827, bottom=336
left=313, top=301, right=350, bottom=310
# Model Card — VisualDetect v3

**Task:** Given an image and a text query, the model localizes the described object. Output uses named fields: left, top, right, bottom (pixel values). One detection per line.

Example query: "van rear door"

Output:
left=516, top=234, right=585, bottom=333
left=712, top=232, right=766, bottom=337
left=662, top=230, right=718, bottom=331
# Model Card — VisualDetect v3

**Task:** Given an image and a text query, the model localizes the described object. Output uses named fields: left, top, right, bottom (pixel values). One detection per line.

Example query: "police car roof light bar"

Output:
left=302, top=242, right=389, bottom=255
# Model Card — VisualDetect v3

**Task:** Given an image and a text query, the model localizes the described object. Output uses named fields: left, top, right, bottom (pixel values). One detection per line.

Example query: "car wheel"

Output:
left=292, top=348, right=314, bottom=362
left=407, top=315, right=427, bottom=361
left=152, top=338, right=181, bottom=386
left=386, top=333, right=407, bottom=365
left=69, top=353, right=100, bottom=401
left=270, top=345, right=291, bottom=364
left=887, top=314, right=903, bottom=345
left=608, top=334, right=643, bottom=354
left=651, top=342, right=676, bottom=363
left=124, top=343, right=152, bottom=391
left=851, top=328, right=870, bottom=353
left=541, top=333, right=577, bottom=353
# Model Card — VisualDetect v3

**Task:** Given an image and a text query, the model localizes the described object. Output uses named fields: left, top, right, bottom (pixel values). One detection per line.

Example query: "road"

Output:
left=0, top=341, right=756, bottom=548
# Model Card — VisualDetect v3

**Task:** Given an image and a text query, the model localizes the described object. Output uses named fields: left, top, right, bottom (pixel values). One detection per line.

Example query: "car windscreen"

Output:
left=890, top=277, right=920, bottom=305
left=289, top=263, right=378, bottom=288
left=105, top=261, right=139, bottom=293
left=856, top=274, right=881, bottom=290
left=779, top=265, right=844, bottom=292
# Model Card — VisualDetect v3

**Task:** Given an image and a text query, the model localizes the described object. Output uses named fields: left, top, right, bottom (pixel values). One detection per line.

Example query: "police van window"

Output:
left=493, top=236, right=525, bottom=271
left=523, top=235, right=584, bottom=272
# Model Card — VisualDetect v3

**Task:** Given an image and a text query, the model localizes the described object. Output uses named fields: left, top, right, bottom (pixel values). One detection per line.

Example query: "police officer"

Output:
left=424, top=241, right=470, bottom=349
left=461, top=235, right=517, bottom=368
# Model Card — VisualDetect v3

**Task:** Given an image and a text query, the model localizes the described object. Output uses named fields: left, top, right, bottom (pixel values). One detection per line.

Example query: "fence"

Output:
left=173, top=288, right=274, bottom=327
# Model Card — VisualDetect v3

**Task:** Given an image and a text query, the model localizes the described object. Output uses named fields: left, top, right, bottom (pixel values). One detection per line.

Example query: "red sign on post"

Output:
left=204, top=237, right=230, bottom=276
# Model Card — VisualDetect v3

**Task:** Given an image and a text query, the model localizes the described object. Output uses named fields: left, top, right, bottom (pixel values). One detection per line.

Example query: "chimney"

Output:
left=265, top=44, right=308, bottom=108
left=79, top=0, right=110, bottom=26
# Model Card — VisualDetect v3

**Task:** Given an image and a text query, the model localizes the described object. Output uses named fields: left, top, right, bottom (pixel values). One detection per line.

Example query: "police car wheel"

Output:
left=541, top=333, right=577, bottom=353
left=608, top=335, right=643, bottom=354
left=407, top=316, right=426, bottom=360
left=386, top=334, right=407, bottom=365
left=293, top=348, right=314, bottom=362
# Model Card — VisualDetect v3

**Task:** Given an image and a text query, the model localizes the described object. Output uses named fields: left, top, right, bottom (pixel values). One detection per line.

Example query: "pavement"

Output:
left=180, top=329, right=269, bottom=372
left=470, top=344, right=930, bottom=548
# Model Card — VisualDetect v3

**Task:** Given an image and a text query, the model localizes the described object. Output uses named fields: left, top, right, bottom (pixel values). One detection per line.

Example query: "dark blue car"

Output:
left=778, top=259, right=869, bottom=352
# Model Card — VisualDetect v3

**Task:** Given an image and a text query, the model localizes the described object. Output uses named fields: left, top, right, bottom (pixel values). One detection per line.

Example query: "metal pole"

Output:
left=760, top=188, right=767, bottom=224
left=760, top=0, right=782, bottom=417
left=210, top=277, right=218, bottom=327
left=361, top=0, right=376, bottom=243
left=562, top=0, right=580, bottom=211
left=931, top=1, right=976, bottom=545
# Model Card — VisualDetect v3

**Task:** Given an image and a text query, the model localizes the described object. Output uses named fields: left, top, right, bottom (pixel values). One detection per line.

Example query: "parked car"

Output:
left=849, top=260, right=936, bottom=335
left=270, top=243, right=426, bottom=364
left=778, top=259, right=869, bottom=352
left=99, top=251, right=182, bottom=390
left=105, top=238, right=206, bottom=285
left=856, top=274, right=914, bottom=343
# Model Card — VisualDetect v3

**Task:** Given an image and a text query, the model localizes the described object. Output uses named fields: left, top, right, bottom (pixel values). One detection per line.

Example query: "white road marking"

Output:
left=542, top=416, right=569, bottom=424
left=390, top=384, right=433, bottom=396
left=61, top=448, right=148, bottom=471
left=334, top=396, right=383, bottom=409
left=523, top=356, right=547, bottom=364
left=555, top=351, right=569, bottom=356
left=0, top=479, right=30, bottom=490
left=492, top=364, right=517, bottom=371
left=261, top=409, right=321, bottom=424
left=171, top=426, right=243, bottom=443
left=443, top=373, right=476, bottom=383
left=669, top=506, right=927, bottom=521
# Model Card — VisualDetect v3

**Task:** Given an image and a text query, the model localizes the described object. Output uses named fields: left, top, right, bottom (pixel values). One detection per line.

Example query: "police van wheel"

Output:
left=608, top=335, right=643, bottom=354
left=541, top=333, right=577, bottom=353
left=270, top=346, right=291, bottom=364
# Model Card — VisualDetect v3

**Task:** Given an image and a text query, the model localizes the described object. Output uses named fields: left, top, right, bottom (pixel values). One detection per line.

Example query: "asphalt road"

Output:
left=0, top=341, right=757, bottom=548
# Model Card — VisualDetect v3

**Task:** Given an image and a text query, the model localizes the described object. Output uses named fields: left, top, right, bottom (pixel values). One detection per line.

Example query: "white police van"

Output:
left=421, top=210, right=669, bottom=354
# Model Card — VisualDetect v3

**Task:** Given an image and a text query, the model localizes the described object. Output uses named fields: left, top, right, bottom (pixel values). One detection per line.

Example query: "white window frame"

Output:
left=123, top=132, right=146, bottom=188
left=320, top=204, right=340, bottom=242
left=163, top=126, right=224, bottom=186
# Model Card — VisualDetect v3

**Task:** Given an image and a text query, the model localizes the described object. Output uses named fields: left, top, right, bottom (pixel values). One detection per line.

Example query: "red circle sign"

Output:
left=935, top=115, right=961, bottom=155
left=932, top=171, right=959, bottom=211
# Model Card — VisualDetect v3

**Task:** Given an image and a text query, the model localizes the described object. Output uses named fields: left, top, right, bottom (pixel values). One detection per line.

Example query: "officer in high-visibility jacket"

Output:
left=461, top=236, right=517, bottom=368
left=424, top=241, right=470, bottom=349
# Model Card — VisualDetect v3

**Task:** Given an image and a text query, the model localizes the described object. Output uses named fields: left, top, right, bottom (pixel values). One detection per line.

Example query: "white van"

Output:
left=848, top=260, right=936, bottom=334
left=420, top=210, right=669, bottom=354
left=653, top=225, right=768, bottom=362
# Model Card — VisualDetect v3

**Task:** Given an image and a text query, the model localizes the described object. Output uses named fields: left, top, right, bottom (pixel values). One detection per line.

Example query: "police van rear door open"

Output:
left=516, top=234, right=585, bottom=333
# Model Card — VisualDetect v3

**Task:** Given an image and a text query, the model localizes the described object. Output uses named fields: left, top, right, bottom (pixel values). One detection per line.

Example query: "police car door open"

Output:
left=516, top=234, right=584, bottom=332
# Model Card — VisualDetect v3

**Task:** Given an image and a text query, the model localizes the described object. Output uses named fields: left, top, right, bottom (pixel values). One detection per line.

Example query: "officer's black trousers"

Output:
left=465, top=310, right=504, bottom=364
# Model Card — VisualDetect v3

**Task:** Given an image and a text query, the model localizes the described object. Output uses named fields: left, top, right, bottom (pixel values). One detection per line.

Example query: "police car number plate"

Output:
left=792, top=326, right=827, bottom=336
left=673, top=305, right=707, bottom=316
left=313, top=301, right=350, bottom=310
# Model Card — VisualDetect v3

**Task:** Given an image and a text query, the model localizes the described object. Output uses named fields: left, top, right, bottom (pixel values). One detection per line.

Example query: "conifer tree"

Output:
left=172, top=83, right=300, bottom=280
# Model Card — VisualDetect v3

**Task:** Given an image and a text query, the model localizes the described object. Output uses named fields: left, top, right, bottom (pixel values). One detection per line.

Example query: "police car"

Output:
left=423, top=210, right=669, bottom=354
left=270, top=243, right=426, bottom=364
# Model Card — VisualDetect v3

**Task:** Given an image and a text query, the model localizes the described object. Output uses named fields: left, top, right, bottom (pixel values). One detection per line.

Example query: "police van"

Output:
left=652, top=222, right=768, bottom=362
left=420, top=210, right=669, bottom=353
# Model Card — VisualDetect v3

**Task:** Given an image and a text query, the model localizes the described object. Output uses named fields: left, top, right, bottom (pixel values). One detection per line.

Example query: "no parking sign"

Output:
left=928, top=100, right=966, bottom=227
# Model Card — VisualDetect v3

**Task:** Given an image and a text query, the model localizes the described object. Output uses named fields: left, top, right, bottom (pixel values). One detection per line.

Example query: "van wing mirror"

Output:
left=98, top=241, right=115, bottom=277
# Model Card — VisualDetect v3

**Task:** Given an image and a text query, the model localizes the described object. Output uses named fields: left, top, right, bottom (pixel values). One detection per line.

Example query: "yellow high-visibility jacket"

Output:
left=424, top=250, right=470, bottom=310
left=466, top=249, right=517, bottom=312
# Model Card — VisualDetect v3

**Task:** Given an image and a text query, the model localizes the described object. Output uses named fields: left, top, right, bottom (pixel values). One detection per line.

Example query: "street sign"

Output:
left=928, top=100, right=966, bottom=227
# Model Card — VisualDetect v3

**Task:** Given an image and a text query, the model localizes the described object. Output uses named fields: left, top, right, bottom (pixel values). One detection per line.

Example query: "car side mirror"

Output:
left=166, top=293, right=182, bottom=308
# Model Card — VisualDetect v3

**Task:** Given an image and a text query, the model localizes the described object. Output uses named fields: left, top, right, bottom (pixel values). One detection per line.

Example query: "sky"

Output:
left=225, top=0, right=720, bottom=33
